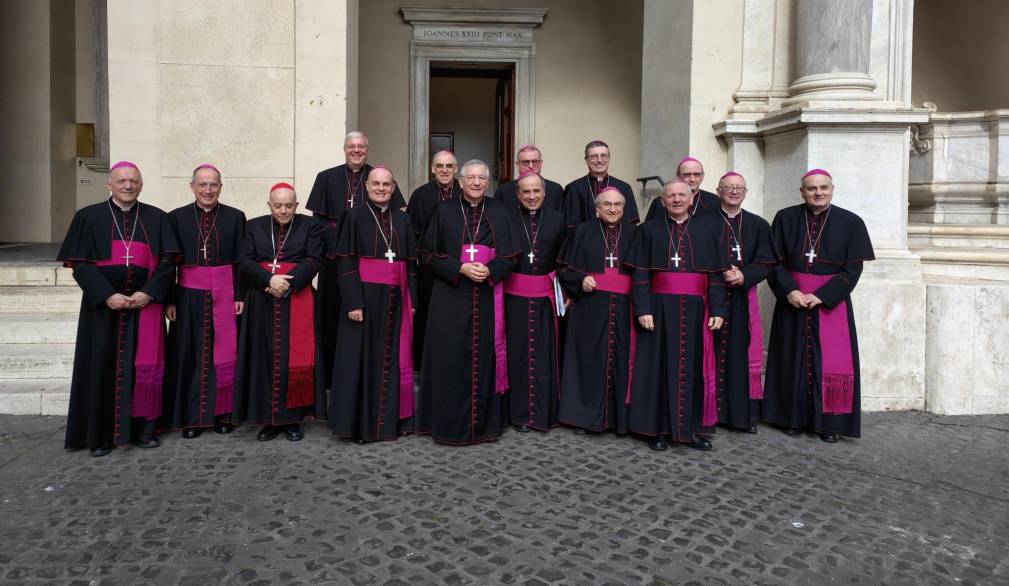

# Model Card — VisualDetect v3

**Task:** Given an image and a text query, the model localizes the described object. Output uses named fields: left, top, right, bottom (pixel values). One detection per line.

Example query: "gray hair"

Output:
left=663, top=177, right=691, bottom=191
left=517, top=172, right=545, bottom=190
left=431, top=150, right=458, bottom=166
left=461, top=159, right=489, bottom=178
left=190, top=164, right=221, bottom=184
left=344, top=131, right=369, bottom=147
left=593, top=189, right=626, bottom=205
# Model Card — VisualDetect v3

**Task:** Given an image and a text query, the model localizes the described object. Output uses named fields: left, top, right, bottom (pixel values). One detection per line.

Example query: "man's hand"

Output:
left=269, top=274, right=293, bottom=294
left=105, top=293, right=133, bottom=310
left=708, top=316, right=725, bottom=330
left=724, top=265, right=744, bottom=287
left=582, top=275, right=597, bottom=293
left=787, top=290, right=809, bottom=309
left=166, top=304, right=177, bottom=321
left=802, top=293, right=823, bottom=309
left=348, top=309, right=364, bottom=322
left=460, top=262, right=490, bottom=282
left=235, top=301, right=244, bottom=316
left=127, top=291, right=152, bottom=309
left=638, top=314, right=655, bottom=331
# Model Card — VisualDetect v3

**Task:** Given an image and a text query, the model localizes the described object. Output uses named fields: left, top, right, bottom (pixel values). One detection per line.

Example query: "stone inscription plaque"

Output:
left=415, top=26, right=530, bottom=44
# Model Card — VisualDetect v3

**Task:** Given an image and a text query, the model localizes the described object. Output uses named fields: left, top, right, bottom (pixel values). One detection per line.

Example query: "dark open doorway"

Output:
left=429, top=62, right=515, bottom=189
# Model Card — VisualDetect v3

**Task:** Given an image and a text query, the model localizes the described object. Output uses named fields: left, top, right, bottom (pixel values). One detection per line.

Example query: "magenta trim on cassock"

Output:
left=461, top=245, right=508, bottom=393
left=504, top=271, right=561, bottom=398
left=790, top=271, right=855, bottom=414
left=648, top=272, right=717, bottom=426
left=746, top=287, right=764, bottom=400
left=179, top=265, right=237, bottom=414
left=358, top=258, right=415, bottom=419
left=96, top=241, right=163, bottom=420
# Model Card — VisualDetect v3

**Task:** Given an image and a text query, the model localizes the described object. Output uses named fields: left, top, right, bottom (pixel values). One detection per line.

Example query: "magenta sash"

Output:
left=584, top=268, right=637, bottom=407
left=790, top=271, right=855, bottom=415
left=96, top=241, right=163, bottom=420
left=746, top=287, right=764, bottom=400
left=649, top=272, right=717, bottom=427
left=504, top=271, right=561, bottom=399
left=178, top=265, right=237, bottom=415
left=461, top=245, right=508, bottom=393
left=358, top=258, right=415, bottom=418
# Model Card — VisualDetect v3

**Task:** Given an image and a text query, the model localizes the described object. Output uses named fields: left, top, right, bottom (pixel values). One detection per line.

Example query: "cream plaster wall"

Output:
left=358, top=0, right=643, bottom=197
left=430, top=77, right=498, bottom=184
left=912, top=0, right=1009, bottom=111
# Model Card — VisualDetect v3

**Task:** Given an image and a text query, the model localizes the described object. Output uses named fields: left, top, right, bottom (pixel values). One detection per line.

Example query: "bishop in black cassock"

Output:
left=557, top=187, right=637, bottom=434
left=406, top=150, right=461, bottom=368
left=644, top=156, right=720, bottom=221
left=626, top=180, right=729, bottom=452
left=162, top=164, right=247, bottom=439
left=562, top=140, right=640, bottom=228
left=57, top=161, right=179, bottom=456
left=708, top=172, right=778, bottom=433
left=503, top=172, right=567, bottom=432
left=232, top=183, right=325, bottom=442
left=329, top=167, right=419, bottom=442
left=763, top=169, right=874, bottom=442
left=416, top=160, right=519, bottom=445
left=306, top=132, right=405, bottom=392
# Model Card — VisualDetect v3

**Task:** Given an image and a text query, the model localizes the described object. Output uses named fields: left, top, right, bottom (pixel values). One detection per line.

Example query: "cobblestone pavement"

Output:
left=1, top=412, right=1007, bottom=586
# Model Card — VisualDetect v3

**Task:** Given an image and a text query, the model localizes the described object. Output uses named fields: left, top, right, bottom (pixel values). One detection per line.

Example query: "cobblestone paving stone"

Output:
left=0, top=412, right=1007, bottom=585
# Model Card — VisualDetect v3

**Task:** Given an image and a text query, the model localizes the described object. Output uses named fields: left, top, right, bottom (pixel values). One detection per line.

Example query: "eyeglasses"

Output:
left=518, top=159, right=542, bottom=167
left=464, top=175, right=489, bottom=183
left=719, top=186, right=747, bottom=193
left=586, top=154, right=610, bottom=161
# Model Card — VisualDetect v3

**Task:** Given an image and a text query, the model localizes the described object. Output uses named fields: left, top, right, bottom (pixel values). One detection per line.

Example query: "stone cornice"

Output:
left=400, top=7, right=548, bottom=26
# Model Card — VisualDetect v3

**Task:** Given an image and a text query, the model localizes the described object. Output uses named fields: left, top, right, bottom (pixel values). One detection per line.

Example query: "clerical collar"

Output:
left=463, top=197, right=483, bottom=208
left=196, top=202, right=218, bottom=213
left=805, top=203, right=830, bottom=216
left=521, top=206, right=537, bottom=216
left=110, top=197, right=135, bottom=212
left=721, top=206, right=741, bottom=219
left=591, top=174, right=608, bottom=182
left=368, top=200, right=389, bottom=213
left=667, top=214, right=689, bottom=225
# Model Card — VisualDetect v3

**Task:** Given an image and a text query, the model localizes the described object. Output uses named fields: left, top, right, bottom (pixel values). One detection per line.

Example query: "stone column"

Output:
left=784, top=0, right=879, bottom=105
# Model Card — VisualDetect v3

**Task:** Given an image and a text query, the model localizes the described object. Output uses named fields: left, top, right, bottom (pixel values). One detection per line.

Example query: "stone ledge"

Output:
left=0, top=379, right=69, bottom=415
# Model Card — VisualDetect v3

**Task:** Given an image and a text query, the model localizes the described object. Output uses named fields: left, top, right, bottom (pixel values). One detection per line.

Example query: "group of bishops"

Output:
left=57, top=132, right=874, bottom=457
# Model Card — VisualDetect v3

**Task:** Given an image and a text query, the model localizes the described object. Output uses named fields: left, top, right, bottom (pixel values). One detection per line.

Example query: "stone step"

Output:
left=0, top=262, right=76, bottom=287
left=908, top=223, right=1009, bottom=249
left=0, top=286, right=82, bottom=313
left=0, top=313, right=79, bottom=344
left=0, top=344, right=75, bottom=379
left=0, top=379, right=69, bottom=415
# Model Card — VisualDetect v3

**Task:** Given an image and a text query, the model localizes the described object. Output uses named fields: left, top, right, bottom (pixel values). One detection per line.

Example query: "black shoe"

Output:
left=686, top=436, right=713, bottom=451
left=284, top=425, right=304, bottom=442
left=133, top=435, right=160, bottom=449
left=782, top=427, right=803, bottom=436
left=513, top=425, right=531, bottom=433
left=181, top=427, right=202, bottom=439
left=649, top=437, right=669, bottom=452
left=214, top=421, right=234, bottom=434
left=257, top=425, right=279, bottom=442
left=90, top=443, right=114, bottom=457
left=745, top=425, right=758, bottom=434
left=820, top=433, right=838, bottom=443
left=572, top=428, right=589, bottom=436
left=353, top=437, right=366, bottom=445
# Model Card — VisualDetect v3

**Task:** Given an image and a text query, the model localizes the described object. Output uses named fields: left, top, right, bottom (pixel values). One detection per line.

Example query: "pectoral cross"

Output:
left=384, top=248, right=397, bottom=263
left=731, top=244, right=742, bottom=262
left=805, top=248, right=817, bottom=263
left=671, top=253, right=681, bottom=268
left=122, top=252, right=134, bottom=267
left=201, top=244, right=209, bottom=260
left=268, top=258, right=281, bottom=273
left=527, top=251, right=536, bottom=264
left=347, top=195, right=355, bottom=208
left=466, top=244, right=479, bottom=262
left=606, top=253, right=617, bottom=268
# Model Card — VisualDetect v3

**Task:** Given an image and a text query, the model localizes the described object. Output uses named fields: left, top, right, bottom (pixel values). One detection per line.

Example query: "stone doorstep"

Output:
left=0, top=379, right=69, bottom=416
left=0, top=286, right=82, bottom=314
left=0, top=313, right=78, bottom=344
left=0, top=264, right=75, bottom=287
left=0, top=344, right=75, bottom=379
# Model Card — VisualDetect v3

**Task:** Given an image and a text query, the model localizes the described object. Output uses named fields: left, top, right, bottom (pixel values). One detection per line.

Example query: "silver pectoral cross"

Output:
left=268, top=258, right=281, bottom=273
left=122, top=251, right=134, bottom=266
left=805, top=248, right=817, bottom=263
left=671, top=253, right=681, bottom=268
left=527, top=251, right=535, bottom=264
left=347, top=196, right=355, bottom=208
left=732, top=244, right=742, bottom=262
left=201, top=244, right=209, bottom=260
left=385, top=248, right=397, bottom=263
left=466, top=245, right=479, bottom=262
left=606, top=253, right=617, bottom=268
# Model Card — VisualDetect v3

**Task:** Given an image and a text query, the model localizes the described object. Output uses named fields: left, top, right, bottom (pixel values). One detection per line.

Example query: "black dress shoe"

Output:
left=572, top=428, right=589, bottom=436
left=649, top=437, right=669, bottom=452
left=782, top=427, right=803, bottom=436
left=686, top=436, right=713, bottom=451
left=257, top=425, right=279, bottom=442
left=284, top=425, right=304, bottom=442
left=745, top=425, right=758, bottom=434
left=90, top=443, right=114, bottom=457
left=214, top=421, right=234, bottom=434
left=513, top=425, right=531, bottom=433
left=820, top=433, right=839, bottom=443
left=133, top=435, right=160, bottom=449
left=181, top=427, right=202, bottom=439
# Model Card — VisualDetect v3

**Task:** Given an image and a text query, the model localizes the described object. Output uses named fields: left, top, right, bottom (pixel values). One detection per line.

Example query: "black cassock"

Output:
left=416, top=197, right=519, bottom=445
left=557, top=219, right=638, bottom=433
left=232, top=215, right=325, bottom=426
left=645, top=189, right=719, bottom=221
left=504, top=206, right=567, bottom=430
left=763, top=204, right=874, bottom=438
left=307, top=163, right=406, bottom=390
left=406, top=179, right=461, bottom=367
left=161, top=203, right=247, bottom=431
left=328, top=201, right=418, bottom=441
left=494, top=177, right=564, bottom=213
left=562, top=175, right=640, bottom=228
left=626, top=215, right=729, bottom=444
left=57, top=199, right=179, bottom=449
left=709, top=208, right=777, bottom=430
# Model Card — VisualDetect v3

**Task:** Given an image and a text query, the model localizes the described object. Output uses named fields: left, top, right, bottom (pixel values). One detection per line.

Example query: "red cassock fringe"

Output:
left=748, top=365, right=764, bottom=400
left=822, top=373, right=854, bottom=415
left=286, top=366, right=315, bottom=408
